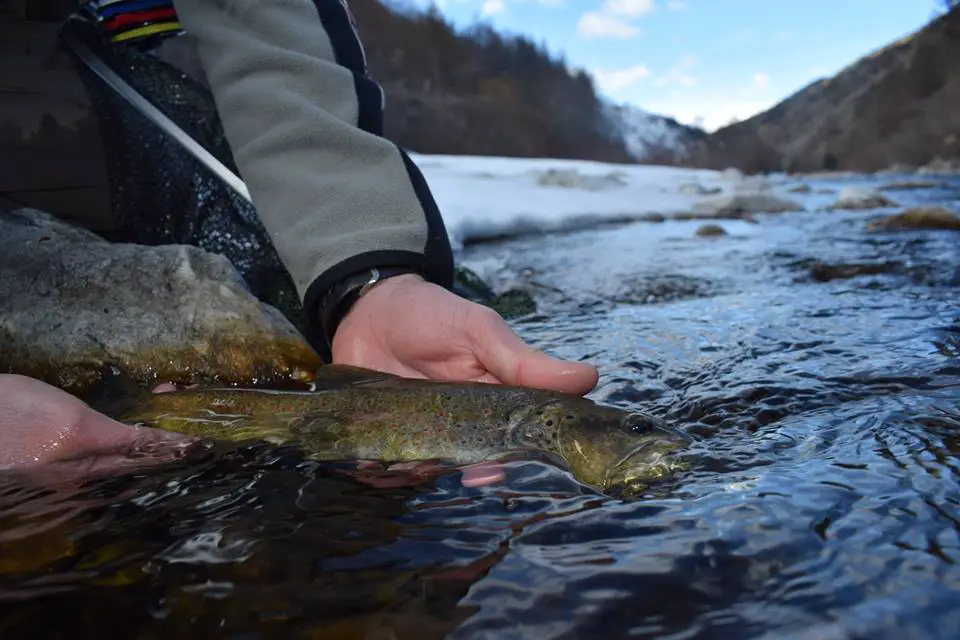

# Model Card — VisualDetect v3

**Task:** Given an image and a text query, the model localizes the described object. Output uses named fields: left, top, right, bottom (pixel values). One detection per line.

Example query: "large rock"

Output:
left=809, top=260, right=904, bottom=282
left=74, top=42, right=309, bottom=334
left=866, top=206, right=960, bottom=231
left=878, top=179, right=945, bottom=191
left=533, top=168, right=628, bottom=191
left=917, top=156, right=960, bottom=175
left=453, top=265, right=537, bottom=319
left=875, top=162, right=918, bottom=175
left=0, top=209, right=321, bottom=395
left=678, top=182, right=721, bottom=196
left=831, top=187, right=898, bottom=210
left=694, top=224, right=728, bottom=237
left=691, top=192, right=803, bottom=217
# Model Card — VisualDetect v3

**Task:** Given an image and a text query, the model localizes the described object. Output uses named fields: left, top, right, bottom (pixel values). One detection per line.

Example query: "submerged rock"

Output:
left=672, top=211, right=758, bottom=224
left=866, top=207, right=960, bottom=232
left=0, top=209, right=320, bottom=395
left=611, top=273, right=718, bottom=305
left=453, top=265, right=537, bottom=319
left=787, top=184, right=812, bottom=193
left=490, top=289, right=537, bottom=318
left=809, top=260, right=904, bottom=282
left=453, top=265, right=497, bottom=303
left=636, top=212, right=667, bottom=223
left=831, top=187, right=898, bottom=210
left=691, top=192, right=803, bottom=217
left=878, top=180, right=945, bottom=191
left=694, top=224, right=728, bottom=237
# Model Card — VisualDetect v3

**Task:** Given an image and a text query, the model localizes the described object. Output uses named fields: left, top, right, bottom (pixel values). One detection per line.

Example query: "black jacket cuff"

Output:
left=303, top=250, right=452, bottom=363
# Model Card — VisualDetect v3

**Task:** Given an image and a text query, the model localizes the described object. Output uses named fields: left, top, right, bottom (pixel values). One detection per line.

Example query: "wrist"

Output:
left=354, top=271, right=423, bottom=297
left=317, top=266, right=423, bottom=359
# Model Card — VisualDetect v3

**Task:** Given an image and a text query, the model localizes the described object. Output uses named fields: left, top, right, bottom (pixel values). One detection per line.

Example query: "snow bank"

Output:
left=408, top=153, right=738, bottom=248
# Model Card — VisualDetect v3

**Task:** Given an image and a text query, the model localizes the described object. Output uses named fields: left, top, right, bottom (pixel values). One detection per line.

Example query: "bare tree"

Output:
left=348, top=0, right=634, bottom=162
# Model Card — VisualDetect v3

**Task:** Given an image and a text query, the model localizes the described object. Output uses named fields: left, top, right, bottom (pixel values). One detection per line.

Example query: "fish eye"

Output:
left=621, top=412, right=661, bottom=434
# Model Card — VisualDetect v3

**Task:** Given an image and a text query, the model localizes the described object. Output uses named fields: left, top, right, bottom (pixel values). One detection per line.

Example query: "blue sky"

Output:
left=404, top=0, right=940, bottom=131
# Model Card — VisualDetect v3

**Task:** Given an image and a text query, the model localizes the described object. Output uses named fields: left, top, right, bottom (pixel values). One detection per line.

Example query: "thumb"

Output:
left=470, top=309, right=598, bottom=395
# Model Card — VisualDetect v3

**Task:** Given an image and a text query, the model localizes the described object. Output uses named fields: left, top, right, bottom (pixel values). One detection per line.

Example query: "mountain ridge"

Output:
left=685, top=6, right=960, bottom=173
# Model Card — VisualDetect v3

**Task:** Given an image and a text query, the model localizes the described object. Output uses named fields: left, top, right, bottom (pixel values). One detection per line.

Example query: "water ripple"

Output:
left=3, top=177, right=960, bottom=638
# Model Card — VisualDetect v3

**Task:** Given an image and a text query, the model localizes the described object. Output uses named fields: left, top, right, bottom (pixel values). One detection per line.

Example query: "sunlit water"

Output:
left=2, top=175, right=959, bottom=639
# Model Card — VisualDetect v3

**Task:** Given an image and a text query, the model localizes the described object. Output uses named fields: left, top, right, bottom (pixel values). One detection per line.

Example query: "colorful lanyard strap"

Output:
left=79, top=0, right=184, bottom=45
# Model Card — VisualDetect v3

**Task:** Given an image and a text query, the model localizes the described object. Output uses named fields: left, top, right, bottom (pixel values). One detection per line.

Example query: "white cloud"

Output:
left=576, top=0, right=656, bottom=39
left=752, top=72, right=769, bottom=90
left=577, top=12, right=640, bottom=39
left=481, top=0, right=506, bottom=14
left=604, top=0, right=655, bottom=17
left=591, top=64, right=652, bottom=92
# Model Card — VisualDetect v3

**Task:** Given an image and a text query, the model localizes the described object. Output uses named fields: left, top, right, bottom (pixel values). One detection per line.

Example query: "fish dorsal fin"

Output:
left=311, top=365, right=403, bottom=390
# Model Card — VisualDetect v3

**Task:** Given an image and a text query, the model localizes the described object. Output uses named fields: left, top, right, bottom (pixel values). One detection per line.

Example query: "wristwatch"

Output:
left=316, top=265, right=422, bottom=358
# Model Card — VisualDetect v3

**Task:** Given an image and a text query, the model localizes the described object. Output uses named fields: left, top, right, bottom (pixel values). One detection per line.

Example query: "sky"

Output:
left=403, top=0, right=942, bottom=131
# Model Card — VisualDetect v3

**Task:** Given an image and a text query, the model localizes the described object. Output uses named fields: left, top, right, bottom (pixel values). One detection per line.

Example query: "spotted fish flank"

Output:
left=111, top=365, right=690, bottom=492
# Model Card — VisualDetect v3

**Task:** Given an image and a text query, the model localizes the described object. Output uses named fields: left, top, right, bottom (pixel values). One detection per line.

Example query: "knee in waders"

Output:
left=0, top=16, right=114, bottom=230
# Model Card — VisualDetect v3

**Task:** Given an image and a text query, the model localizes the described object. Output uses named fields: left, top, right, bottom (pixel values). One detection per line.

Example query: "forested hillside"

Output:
left=685, top=3, right=960, bottom=173
left=348, top=0, right=637, bottom=162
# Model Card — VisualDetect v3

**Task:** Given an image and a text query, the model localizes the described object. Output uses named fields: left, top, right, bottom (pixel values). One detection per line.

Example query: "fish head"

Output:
left=507, top=399, right=689, bottom=492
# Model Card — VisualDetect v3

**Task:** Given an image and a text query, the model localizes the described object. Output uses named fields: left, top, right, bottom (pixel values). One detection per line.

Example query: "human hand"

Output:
left=0, top=374, right=196, bottom=482
left=331, top=274, right=598, bottom=394
left=341, top=459, right=505, bottom=490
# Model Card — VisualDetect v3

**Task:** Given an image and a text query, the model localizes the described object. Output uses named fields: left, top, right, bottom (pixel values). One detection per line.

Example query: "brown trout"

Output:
left=109, top=365, right=689, bottom=491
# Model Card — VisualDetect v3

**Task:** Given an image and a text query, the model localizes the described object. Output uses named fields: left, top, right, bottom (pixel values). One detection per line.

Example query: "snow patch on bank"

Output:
left=409, top=153, right=741, bottom=248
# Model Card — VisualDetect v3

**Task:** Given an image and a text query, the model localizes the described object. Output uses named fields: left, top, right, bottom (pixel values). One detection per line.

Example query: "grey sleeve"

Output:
left=169, top=0, right=453, bottom=344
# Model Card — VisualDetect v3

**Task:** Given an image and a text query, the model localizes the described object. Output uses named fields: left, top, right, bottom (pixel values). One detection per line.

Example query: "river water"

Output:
left=2, top=174, right=959, bottom=639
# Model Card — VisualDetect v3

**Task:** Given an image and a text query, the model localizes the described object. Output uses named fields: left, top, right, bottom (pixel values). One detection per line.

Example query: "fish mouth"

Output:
left=602, top=431, right=690, bottom=491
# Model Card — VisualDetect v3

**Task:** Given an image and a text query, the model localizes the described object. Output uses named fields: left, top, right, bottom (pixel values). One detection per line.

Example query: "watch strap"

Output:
left=316, top=265, right=422, bottom=360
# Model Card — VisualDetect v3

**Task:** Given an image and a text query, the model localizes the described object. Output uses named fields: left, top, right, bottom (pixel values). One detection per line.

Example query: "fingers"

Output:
left=460, top=461, right=505, bottom=487
left=0, top=374, right=195, bottom=479
left=347, top=459, right=505, bottom=489
left=469, top=307, right=599, bottom=395
left=152, top=382, right=201, bottom=393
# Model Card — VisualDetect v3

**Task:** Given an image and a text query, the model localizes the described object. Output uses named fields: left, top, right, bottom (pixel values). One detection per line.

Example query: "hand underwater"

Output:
left=0, top=374, right=195, bottom=483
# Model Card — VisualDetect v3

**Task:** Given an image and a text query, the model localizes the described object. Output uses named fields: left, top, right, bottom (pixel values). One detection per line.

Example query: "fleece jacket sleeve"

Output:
left=170, top=0, right=454, bottom=349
